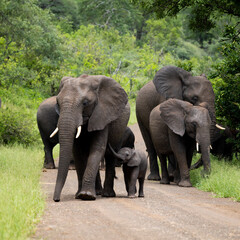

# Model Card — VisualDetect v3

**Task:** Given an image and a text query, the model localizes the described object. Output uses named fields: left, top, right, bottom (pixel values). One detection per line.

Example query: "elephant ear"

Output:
left=88, top=76, right=128, bottom=132
left=153, top=66, right=191, bottom=99
left=127, top=151, right=141, bottom=167
left=160, top=99, right=193, bottom=136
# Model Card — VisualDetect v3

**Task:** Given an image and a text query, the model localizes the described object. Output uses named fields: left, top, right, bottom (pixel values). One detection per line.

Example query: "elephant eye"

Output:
left=192, top=122, right=197, bottom=128
left=82, top=99, right=89, bottom=106
left=191, top=96, right=198, bottom=104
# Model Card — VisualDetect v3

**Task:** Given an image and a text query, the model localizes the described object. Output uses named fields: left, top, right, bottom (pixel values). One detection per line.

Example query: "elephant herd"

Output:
left=37, top=66, right=229, bottom=202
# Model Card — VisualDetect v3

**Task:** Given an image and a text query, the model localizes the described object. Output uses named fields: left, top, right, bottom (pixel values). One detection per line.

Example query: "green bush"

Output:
left=0, top=107, right=38, bottom=146
left=210, top=25, right=240, bottom=152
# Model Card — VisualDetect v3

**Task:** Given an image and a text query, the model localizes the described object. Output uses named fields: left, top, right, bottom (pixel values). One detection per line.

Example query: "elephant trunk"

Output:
left=200, top=144, right=211, bottom=174
left=197, top=129, right=211, bottom=175
left=108, top=144, right=124, bottom=161
left=53, top=112, right=80, bottom=202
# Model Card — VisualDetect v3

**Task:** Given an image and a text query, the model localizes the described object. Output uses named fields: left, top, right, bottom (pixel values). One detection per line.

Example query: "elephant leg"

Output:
left=167, top=154, right=176, bottom=182
left=43, top=142, right=56, bottom=169
left=169, top=134, right=192, bottom=187
left=128, top=168, right=139, bottom=198
left=173, top=163, right=181, bottom=184
left=74, top=143, right=88, bottom=199
left=123, top=169, right=129, bottom=194
left=138, top=178, right=144, bottom=197
left=102, top=152, right=116, bottom=197
left=79, top=129, right=108, bottom=200
left=186, top=139, right=195, bottom=168
left=137, top=121, right=160, bottom=181
left=159, top=154, right=170, bottom=184
left=95, top=171, right=102, bottom=195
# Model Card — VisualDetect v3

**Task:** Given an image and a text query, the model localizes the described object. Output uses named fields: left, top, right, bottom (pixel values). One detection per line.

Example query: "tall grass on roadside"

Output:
left=128, top=99, right=137, bottom=126
left=0, top=145, right=45, bottom=240
left=190, top=154, right=240, bottom=202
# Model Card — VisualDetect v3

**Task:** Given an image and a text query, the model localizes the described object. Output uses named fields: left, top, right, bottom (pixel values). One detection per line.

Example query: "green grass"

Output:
left=190, top=154, right=240, bottom=202
left=128, top=98, right=137, bottom=125
left=0, top=145, right=45, bottom=240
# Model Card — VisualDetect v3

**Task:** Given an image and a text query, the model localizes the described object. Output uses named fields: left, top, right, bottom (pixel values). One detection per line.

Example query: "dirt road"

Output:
left=33, top=124, right=240, bottom=240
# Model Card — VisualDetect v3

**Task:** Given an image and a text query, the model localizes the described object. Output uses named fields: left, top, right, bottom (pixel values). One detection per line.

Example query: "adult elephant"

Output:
left=37, top=96, right=74, bottom=169
left=149, top=99, right=211, bottom=186
left=51, top=74, right=130, bottom=202
left=136, top=65, right=216, bottom=181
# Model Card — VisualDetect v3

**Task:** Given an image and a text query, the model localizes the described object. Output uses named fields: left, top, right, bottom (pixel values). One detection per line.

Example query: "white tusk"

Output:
left=50, top=127, right=59, bottom=138
left=216, top=124, right=225, bottom=130
left=76, top=126, right=81, bottom=139
left=210, top=145, right=212, bottom=150
left=196, top=142, right=199, bottom=152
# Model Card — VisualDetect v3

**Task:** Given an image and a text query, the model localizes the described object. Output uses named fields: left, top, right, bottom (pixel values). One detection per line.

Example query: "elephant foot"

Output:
left=76, top=190, right=96, bottom=201
left=138, top=193, right=144, bottom=198
left=178, top=180, right=192, bottom=187
left=96, top=187, right=102, bottom=195
left=173, top=171, right=181, bottom=184
left=174, top=178, right=180, bottom=184
left=128, top=194, right=137, bottom=198
left=44, top=162, right=55, bottom=169
left=160, top=178, right=170, bottom=184
left=147, top=172, right=161, bottom=181
left=168, top=175, right=174, bottom=182
left=201, top=169, right=211, bottom=178
left=102, top=188, right=116, bottom=198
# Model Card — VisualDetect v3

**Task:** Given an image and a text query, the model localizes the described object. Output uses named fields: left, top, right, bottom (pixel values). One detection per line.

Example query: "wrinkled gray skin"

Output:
left=53, top=74, right=130, bottom=202
left=37, top=96, right=74, bottom=169
left=136, top=66, right=216, bottom=181
left=191, top=126, right=239, bottom=170
left=109, top=145, right=148, bottom=198
left=149, top=99, right=211, bottom=187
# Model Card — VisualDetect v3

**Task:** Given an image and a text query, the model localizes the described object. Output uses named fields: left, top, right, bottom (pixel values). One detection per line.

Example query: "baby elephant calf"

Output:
left=109, top=145, right=148, bottom=198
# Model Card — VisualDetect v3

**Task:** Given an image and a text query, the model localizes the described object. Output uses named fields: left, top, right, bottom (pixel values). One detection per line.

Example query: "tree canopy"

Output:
left=132, top=0, right=240, bottom=31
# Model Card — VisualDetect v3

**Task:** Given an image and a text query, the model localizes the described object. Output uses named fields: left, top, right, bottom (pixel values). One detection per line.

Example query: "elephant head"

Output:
left=153, top=66, right=217, bottom=143
left=108, top=145, right=140, bottom=167
left=51, top=74, right=128, bottom=201
left=160, top=98, right=211, bottom=173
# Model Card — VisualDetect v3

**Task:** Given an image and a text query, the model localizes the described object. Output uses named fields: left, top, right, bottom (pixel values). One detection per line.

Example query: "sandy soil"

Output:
left=33, top=124, right=240, bottom=240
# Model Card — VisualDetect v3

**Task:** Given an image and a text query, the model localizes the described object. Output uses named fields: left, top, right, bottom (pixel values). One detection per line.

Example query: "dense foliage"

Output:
left=0, top=0, right=239, bottom=153
left=132, top=0, right=240, bottom=31
left=211, top=25, right=240, bottom=152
